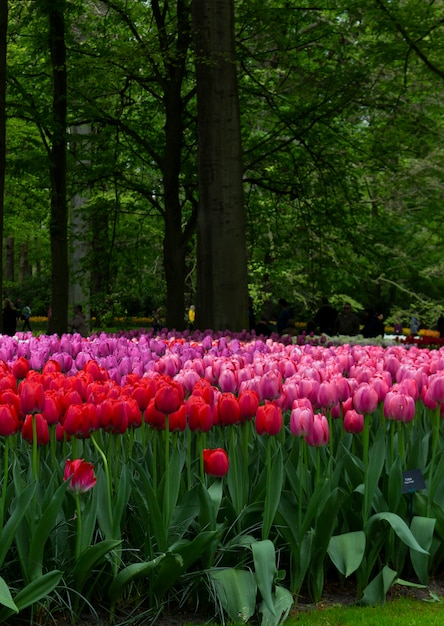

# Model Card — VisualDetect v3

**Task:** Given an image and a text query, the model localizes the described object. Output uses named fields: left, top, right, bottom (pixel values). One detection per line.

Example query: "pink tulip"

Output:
left=218, top=368, right=238, bottom=394
left=259, top=370, right=282, bottom=401
left=384, top=391, right=415, bottom=422
left=353, top=384, right=378, bottom=415
left=317, top=381, right=338, bottom=409
left=290, top=406, right=314, bottom=437
left=305, top=413, right=329, bottom=447
left=428, top=375, right=444, bottom=404
left=343, top=409, right=364, bottom=434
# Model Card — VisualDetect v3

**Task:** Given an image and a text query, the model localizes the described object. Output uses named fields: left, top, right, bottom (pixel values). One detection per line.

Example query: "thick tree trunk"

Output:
left=0, top=0, right=6, bottom=329
left=192, top=0, right=249, bottom=332
left=163, top=80, right=187, bottom=331
left=47, top=0, right=69, bottom=335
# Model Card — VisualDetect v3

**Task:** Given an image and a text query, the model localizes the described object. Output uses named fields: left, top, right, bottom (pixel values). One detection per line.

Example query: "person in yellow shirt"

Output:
left=188, top=304, right=195, bottom=331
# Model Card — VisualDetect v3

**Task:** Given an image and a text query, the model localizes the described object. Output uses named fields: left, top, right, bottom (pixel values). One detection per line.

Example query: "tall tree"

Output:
left=46, top=0, right=68, bottom=334
left=0, top=0, right=7, bottom=330
left=192, top=0, right=249, bottom=331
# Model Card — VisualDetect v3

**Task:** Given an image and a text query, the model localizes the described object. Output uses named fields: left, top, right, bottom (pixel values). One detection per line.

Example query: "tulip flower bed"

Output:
left=1, top=329, right=444, bottom=625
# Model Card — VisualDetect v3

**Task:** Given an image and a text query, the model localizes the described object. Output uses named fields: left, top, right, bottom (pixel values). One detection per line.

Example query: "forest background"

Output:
left=1, top=0, right=444, bottom=335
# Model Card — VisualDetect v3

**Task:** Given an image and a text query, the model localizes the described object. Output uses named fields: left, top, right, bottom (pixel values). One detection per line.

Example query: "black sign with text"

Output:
left=402, top=469, right=426, bottom=494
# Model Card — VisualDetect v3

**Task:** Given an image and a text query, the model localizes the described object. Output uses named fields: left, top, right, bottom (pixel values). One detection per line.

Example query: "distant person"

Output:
left=3, top=298, right=18, bottom=335
left=20, top=304, right=32, bottom=332
left=334, top=302, right=360, bottom=336
left=410, top=315, right=420, bottom=336
left=254, top=318, right=272, bottom=337
left=2, top=298, right=19, bottom=336
left=362, top=308, right=384, bottom=338
left=277, top=298, right=291, bottom=334
left=248, top=297, right=255, bottom=331
left=188, top=304, right=195, bottom=331
left=152, top=306, right=163, bottom=333
left=70, top=304, right=87, bottom=337
left=438, top=314, right=444, bottom=338
left=313, top=297, right=338, bottom=335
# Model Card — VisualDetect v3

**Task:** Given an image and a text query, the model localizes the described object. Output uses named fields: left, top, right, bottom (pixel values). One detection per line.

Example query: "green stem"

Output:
left=75, top=494, right=82, bottom=561
left=164, top=415, right=170, bottom=527
left=0, top=437, right=10, bottom=529
left=298, top=438, right=303, bottom=531
left=362, top=413, right=370, bottom=469
left=31, top=414, right=38, bottom=481
left=90, top=433, right=113, bottom=530
left=186, top=427, right=192, bottom=491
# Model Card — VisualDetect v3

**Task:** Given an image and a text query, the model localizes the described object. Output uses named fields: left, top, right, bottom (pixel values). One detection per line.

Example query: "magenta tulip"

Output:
left=64, top=459, right=97, bottom=494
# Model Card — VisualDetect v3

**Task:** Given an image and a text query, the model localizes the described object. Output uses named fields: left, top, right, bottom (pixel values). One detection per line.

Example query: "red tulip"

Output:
left=21, top=413, right=50, bottom=445
left=63, top=403, right=98, bottom=437
left=98, top=398, right=128, bottom=434
left=238, top=389, right=259, bottom=420
left=255, top=403, right=282, bottom=436
left=192, top=379, right=215, bottom=405
left=12, top=357, right=30, bottom=381
left=203, top=448, right=229, bottom=477
left=168, top=404, right=186, bottom=431
left=216, top=392, right=241, bottom=426
left=64, top=459, right=97, bottom=494
left=188, top=398, right=213, bottom=432
left=19, top=380, right=46, bottom=416
left=154, top=380, right=183, bottom=414
left=343, top=409, right=364, bottom=434
left=42, top=390, right=63, bottom=425
left=144, top=398, right=167, bottom=429
left=0, top=374, right=17, bottom=393
left=42, top=359, right=62, bottom=375
left=0, top=390, right=21, bottom=420
left=0, top=404, right=21, bottom=436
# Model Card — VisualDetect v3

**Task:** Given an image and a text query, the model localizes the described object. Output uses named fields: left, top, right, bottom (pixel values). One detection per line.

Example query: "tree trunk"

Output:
left=192, top=0, right=249, bottom=332
left=19, top=241, right=30, bottom=281
left=46, top=0, right=69, bottom=335
left=5, top=236, right=14, bottom=281
left=0, top=0, right=7, bottom=329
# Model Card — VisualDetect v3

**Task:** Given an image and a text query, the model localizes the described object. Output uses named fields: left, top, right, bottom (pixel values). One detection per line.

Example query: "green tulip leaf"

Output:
left=0, top=483, right=35, bottom=569
left=0, top=576, right=18, bottom=613
left=252, top=539, right=278, bottom=616
left=357, top=565, right=397, bottom=606
left=28, top=480, right=69, bottom=581
left=0, top=571, right=63, bottom=622
left=72, top=539, right=123, bottom=592
left=262, top=446, right=283, bottom=541
left=366, top=512, right=429, bottom=554
left=108, top=553, right=166, bottom=601
left=259, top=585, right=293, bottom=626
left=327, top=531, right=366, bottom=577
left=410, top=516, right=436, bottom=584
left=210, top=568, right=257, bottom=624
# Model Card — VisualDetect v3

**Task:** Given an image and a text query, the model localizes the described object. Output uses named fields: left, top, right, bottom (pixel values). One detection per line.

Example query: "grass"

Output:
left=284, top=597, right=444, bottom=625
